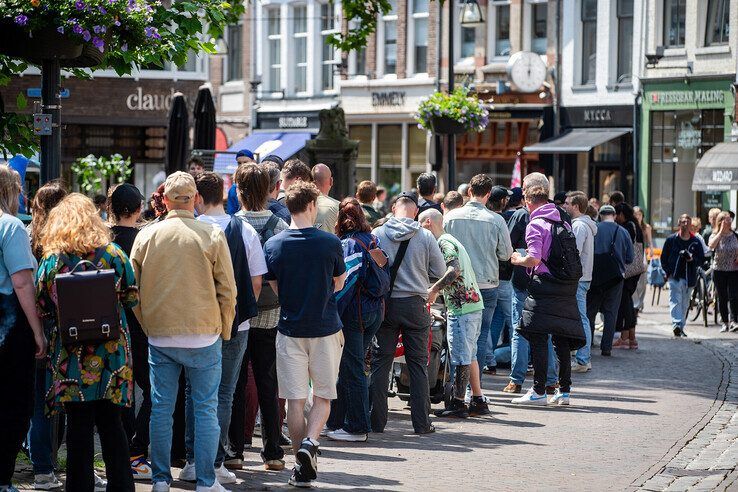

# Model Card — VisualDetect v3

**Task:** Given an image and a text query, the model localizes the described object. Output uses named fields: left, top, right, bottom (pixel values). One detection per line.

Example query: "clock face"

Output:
left=507, top=51, right=548, bottom=93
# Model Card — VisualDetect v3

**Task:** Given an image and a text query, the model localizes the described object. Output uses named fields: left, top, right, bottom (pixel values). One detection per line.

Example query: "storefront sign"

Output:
left=677, top=122, right=701, bottom=149
left=584, top=109, right=612, bottom=123
left=712, top=170, right=734, bottom=183
left=126, top=87, right=183, bottom=111
left=702, top=192, right=723, bottom=209
left=561, top=106, right=633, bottom=128
left=371, top=91, right=406, bottom=107
left=278, top=116, right=308, bottom=128
left=651, top=90, right=725, bottom=105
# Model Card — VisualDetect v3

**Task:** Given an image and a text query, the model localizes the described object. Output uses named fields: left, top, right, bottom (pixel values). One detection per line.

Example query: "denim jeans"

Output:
left=327, top=310, right=382, bottom=434
left=476, top=287, right=498, bottom=370
left=574, top=281, right=592, bottom=365
left=28, top=364, right=53, bottom=475
left=486, top=280, right=512, bottom=368
left=149, top=340, right=222, bottom=488
left=447, top=311, right=483, bottom=366
left=185, top=330, right=248, bottom=468
left=509, top=287, right=557, bottom=386
left=669, top=277, right=692, bottom=329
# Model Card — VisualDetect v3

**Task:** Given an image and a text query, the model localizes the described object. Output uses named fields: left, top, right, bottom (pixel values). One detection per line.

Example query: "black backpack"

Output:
left=540, top=218, right=582, bottom=283
left=255, top=214, right=281, bottom=310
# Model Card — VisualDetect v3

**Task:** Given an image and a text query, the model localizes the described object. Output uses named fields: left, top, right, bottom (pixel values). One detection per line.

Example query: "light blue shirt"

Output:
left=0, top=213, right=36, bottom=295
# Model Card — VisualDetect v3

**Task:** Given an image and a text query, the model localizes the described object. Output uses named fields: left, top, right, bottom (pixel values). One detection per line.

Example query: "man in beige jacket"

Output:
left=130, top=171, right=236, bottom=492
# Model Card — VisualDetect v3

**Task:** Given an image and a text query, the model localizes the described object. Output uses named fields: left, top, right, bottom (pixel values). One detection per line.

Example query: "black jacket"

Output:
left=508, top=207, right=530, bottom=291
left=661, top=233, right=705, bottom=287
left=225, top=216, right=259, bottom=338
left=519, top=274, right=586, bottom=349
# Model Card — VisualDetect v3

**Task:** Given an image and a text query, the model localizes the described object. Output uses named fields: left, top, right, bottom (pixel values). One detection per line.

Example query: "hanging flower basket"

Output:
left=415, top=87, right=489, bottom=135
left=0, top=21, right=83, bottom=63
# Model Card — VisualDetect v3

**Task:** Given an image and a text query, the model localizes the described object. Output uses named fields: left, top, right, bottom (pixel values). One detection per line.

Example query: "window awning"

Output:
left=213, top=132, right=312, bottom=174
left=692, top=142, right=738, bottom=191
left=523, top=128, right=631, bottom=154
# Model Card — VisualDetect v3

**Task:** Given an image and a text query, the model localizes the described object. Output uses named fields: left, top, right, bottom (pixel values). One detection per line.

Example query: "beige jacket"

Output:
left=130, top=210, right=236, bottom=340
left=315, top=193, right=339, bottom=234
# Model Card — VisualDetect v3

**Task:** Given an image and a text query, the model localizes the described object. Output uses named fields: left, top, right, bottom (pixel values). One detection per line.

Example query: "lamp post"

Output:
left=447, top=0, right=484, bottom=191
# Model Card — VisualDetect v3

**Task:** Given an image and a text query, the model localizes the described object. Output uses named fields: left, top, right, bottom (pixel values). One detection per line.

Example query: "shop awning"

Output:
left=692, top=142, right=738, bottom=191
left=523, top=128, right=631, bottom=154
left=213, top=132, right=312, bottom=174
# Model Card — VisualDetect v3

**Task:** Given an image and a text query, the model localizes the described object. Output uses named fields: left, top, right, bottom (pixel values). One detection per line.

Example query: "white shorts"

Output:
left=276, top=330, right=344, bottom=400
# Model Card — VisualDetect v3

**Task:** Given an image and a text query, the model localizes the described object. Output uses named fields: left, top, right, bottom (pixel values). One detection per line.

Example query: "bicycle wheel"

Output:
left=688, top=274, right=705, bottom=322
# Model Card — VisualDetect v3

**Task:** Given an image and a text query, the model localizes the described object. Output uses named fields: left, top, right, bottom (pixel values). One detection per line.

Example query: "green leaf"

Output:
left=16, top=92, right=27, bottom=110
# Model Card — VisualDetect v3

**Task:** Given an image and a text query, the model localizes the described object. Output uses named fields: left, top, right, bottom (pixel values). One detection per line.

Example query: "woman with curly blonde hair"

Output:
left=36, top=193, right=137, bottom=491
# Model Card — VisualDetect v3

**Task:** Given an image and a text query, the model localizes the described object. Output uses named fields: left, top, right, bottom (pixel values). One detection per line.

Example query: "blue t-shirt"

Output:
left=264, top=227, right=346, bottom=337
left=0, top=213, right=37, bottom=295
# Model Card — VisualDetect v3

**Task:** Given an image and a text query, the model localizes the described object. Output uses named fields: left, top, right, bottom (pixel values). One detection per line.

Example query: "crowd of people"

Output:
left=0, top=152, right=725, bottom=491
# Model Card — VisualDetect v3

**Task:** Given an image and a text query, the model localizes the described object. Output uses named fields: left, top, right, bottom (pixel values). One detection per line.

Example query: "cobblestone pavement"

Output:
left=16, top=287, right=738, bottom=491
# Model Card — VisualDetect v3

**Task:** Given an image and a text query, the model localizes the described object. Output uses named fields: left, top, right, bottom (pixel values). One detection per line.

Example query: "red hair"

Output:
left=336, top=197, right=371, bottom=236
left=150, top=183, right=167, bottom=217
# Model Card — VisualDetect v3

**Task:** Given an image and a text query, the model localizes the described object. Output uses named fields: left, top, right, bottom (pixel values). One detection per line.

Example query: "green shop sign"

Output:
left=650, top=90, right=725, bottom=105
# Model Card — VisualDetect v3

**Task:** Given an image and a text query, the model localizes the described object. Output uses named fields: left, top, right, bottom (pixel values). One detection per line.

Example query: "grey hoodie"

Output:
left=373, top=217, right=446, bottom=299
left=572, top=214, right=598, bottom=282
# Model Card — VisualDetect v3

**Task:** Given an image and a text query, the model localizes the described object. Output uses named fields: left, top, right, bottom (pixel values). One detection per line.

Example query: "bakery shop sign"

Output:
left=126, top=87, right=184, bottom=111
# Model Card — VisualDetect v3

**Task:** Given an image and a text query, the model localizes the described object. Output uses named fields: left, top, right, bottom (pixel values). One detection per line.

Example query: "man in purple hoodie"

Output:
left=509, top=173, right=585, bottom=406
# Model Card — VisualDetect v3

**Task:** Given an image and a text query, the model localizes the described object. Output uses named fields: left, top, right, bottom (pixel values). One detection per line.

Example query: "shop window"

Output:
left=267, top=8, right=282, bottom=92
left=663, top=0, right=685, bottom=48
left=530, top=2, right=548, bottom=55
left=616, top=0, right=633, bottom=84
left=581, top=0, right=597, bottom=85
left=700, top=109, right=725, bottom=155
left=321, top=3, right=338, bottom=90
left=226, top=24, right=243, bottom=82
left=705, top=0, right=730, bottom=46
left=495, top=4, right=511, bottom=57
left=350, top=125, right=373, bottom=185
left=293, top=6, right=307, bottom=93
left=378, top=125, right=402, bottom=195
left=408, top=126, right=428, bottom=169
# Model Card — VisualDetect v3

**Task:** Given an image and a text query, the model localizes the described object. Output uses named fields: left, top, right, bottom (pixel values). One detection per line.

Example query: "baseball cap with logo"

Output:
left=164, top=171, right=197, bottom=203
left=490, top=186, right=513, bottom=202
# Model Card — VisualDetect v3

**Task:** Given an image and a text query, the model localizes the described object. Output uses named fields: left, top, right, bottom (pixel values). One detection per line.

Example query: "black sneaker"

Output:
left=296, top=439, right=319, bottom=481
left=279, top=432, right=292, bottom=448
left=468, top=397, right=490, bottom=417
left=434, top=400, right=469, bottom=418
left=680, top=329, right=688, bottom=337
left=288, top=466, right=312, bottom=488
left=673, top=327, right=683, bottom=337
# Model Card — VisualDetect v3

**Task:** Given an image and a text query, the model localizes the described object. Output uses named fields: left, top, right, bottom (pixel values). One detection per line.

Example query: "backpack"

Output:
left=255, top=214, right=281, bottom=310
left=540, top=218, right=582, bottom=283
left=224, top=216, right=259, bottom=337
left=353, top=236, right=391, bottom=299
left=648, top=257, right=666, bottom=287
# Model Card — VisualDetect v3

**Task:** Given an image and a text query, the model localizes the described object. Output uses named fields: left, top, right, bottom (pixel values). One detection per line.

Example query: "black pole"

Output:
left=40, top=59, right=61, bottom=184
left=447, top=0, right=456, bottom=191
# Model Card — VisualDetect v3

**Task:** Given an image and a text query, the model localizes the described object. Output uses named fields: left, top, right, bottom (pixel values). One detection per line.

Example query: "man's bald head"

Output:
left=311, top=163, right=333, bottom=195
left=419, top=208, right=444, bottom=238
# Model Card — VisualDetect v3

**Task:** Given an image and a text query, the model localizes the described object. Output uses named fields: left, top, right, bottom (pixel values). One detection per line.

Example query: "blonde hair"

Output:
left=717, top=211, right=732, bottom=227
left=0, top=164, right=22, bottom=215
left=39, top=193, right=111, bottom=256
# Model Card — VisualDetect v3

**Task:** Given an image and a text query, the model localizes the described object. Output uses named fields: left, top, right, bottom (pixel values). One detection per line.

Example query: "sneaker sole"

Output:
left=216, top=474, right=237, bottom=484
left=265, top=463, right=286, bottom=471
left=327, top=434, right=368, bottom=442
left=288, top=478, right=313, bottom=488
left=296, top=450, right=317, bottom=480
left=34, top=485, right=63, bottom=491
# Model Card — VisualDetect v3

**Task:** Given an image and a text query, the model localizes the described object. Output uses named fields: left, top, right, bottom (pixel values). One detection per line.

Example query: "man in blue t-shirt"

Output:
left=263, top=181, right=346, bottom=488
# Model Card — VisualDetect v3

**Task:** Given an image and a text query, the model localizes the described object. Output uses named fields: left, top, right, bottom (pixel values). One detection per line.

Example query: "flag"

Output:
left=511, top=155, right=522, bottom=188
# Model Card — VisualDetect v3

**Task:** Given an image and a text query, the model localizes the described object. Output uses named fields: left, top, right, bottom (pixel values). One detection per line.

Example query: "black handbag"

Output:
left=591, top=228, right=623, bottom=288
left=54, top=248, right=121, bottom=346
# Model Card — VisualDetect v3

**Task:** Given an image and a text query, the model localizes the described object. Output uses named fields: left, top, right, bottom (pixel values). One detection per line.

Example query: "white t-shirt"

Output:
left=147, top=213, right=267, bottom=349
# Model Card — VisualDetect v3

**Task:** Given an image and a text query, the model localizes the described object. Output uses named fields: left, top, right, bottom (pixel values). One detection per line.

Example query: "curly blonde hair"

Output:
left=39, top=193, right=111, bottom=256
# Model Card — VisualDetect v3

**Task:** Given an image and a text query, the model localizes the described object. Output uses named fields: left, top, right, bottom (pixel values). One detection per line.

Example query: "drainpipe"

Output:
left=552, top=0, right=562, bottom=190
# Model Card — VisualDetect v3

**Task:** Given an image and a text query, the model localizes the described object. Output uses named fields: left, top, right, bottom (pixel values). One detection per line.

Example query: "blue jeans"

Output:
left=447, top=311, right=483, bottom=366
left=149, top=341, right=222, bottom=488
left=509, top=286, right=557, bottom=386
left=476, top=288, right=498, bottom=370
left=669, top=277, right=692, bottom=329
left=574, top=281, right=592, bottom=365
left=185, top=330, right=249, bottom=467
left=486, top=280, right=512, bottom=368
left=327, top=310, right=382, bottom=434
left=28, top=364, right=53, bottom=474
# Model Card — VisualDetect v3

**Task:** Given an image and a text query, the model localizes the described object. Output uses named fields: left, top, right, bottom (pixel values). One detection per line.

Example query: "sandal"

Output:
left=612, top=338, right=629, bottom=349
left=629, top=339, right=639, bottom=350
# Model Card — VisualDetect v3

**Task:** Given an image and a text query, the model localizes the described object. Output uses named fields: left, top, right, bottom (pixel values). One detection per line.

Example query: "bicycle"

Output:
left=688, top=263, right=718, bottom=327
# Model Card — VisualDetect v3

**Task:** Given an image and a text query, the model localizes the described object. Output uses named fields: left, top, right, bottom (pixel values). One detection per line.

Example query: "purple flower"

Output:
left=14, top=14, right=28, bottom=26
left=98, top=6, right=107, bottom=14
left=75, top=0, right=85, bottom=11
left=93, top=25, right=106, bottom=34
left=57, top=26, right=64, bottom=34
left=121, top=43, right=128, bottom=51
left=73, top=23, right=84, bottom=34
left=92, top=37, right=105, bottom=52
left=114, top=20, right=121, bottom=26
left=82, top=30, right=91, bottom=42
left=144, top=26, right=161, bottom=39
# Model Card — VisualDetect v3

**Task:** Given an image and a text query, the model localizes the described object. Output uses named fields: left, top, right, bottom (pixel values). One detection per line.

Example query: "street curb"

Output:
left=628, top=327, right=731, bottom=490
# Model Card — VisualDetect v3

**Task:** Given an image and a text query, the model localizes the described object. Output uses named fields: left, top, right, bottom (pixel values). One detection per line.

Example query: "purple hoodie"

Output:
left=525, top=202, right=569, bottom=275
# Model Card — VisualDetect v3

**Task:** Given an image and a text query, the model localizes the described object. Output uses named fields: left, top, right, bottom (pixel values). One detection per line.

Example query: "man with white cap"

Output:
left=130, top=171, right=237, bottom=492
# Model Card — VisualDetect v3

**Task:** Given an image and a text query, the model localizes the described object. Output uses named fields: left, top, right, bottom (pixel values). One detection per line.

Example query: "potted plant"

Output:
left=415, top=87, right=489, bottom=135
left=71, top=153, right=132, bottom=195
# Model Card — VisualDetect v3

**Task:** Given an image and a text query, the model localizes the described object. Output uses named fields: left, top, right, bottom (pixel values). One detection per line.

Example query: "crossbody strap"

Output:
left=388, top=240, right=410, bottom=295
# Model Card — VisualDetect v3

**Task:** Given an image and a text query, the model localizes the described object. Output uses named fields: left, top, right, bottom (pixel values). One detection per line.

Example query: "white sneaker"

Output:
left=571, top=361, right=591, bottom=373
left=319, top=425, right=330, bottom=437
left=152, top=482, right=171, bottom=492
left=215, top=464, right=237, bottom=484
left=327, top=428, right=368, bottom=442
left=33, top=472, right=63, bottom=490
left=196, top=480, right=231, bottom=492
left=549, top=389, right=570, bottom=406
left=178, top=461, right=196, bottom=482
left=511, top=388, right=548, bottom=405
left=94, top=473, right=107, bottom=491
left=720, top=323, right=729, bottom=332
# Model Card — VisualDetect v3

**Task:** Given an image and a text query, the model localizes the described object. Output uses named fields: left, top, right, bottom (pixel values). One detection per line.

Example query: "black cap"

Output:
left=553, top=191, right=568, bottom=204
left=396, top=191, right=419, bottom=206
left=261, top=154, right=285, bottom=170
left=110, top=183, right=144, bottom=216
left=490, top=186, right=513, bottom=202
